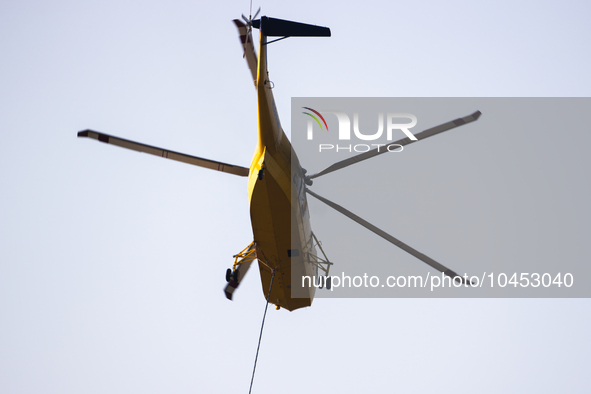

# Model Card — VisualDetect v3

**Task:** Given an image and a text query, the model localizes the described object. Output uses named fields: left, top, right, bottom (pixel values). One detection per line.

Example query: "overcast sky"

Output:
left=1, top=1, right=590, bottom=393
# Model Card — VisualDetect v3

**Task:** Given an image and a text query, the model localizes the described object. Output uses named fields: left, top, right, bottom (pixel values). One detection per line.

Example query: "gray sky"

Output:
left=1, top=1, right=590, bottom=393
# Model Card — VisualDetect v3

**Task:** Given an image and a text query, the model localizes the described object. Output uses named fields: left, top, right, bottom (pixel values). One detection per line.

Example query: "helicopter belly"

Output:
left=249, top=151, right=316, bottom=311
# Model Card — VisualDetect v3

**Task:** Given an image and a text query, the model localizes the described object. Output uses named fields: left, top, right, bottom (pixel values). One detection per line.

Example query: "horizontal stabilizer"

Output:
left=253, top=16, right=330, bottom=37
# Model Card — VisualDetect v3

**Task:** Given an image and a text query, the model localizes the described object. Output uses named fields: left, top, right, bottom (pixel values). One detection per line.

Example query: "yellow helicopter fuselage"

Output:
left=247, top=32, right=317, bottom=311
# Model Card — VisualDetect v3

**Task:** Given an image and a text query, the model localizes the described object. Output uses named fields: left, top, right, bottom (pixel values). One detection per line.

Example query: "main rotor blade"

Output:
left=307, top=111, right=481, bottom=180
left=306, top=188, right=472, bottom=285
left=77, top=130, right=249, bottom=177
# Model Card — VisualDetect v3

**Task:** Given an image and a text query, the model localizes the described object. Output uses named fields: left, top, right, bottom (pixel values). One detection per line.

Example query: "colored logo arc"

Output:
left=302, top=107, right=329, bottom=131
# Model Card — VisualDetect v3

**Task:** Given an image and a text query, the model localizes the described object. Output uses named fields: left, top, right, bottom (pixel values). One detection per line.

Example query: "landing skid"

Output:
left=224, top=242, right=257, bottom=300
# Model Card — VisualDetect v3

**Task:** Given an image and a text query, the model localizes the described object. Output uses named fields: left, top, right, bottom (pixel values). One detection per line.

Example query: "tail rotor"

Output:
left=241, top=6, right=261, bottom=51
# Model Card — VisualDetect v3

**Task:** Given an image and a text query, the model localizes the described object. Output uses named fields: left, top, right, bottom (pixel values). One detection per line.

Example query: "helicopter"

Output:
left=78, top=13, right=480, bottom=311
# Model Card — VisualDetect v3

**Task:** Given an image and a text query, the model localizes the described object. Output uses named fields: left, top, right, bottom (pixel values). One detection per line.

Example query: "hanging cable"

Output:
left=248, top=269, right=275, bottom=394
